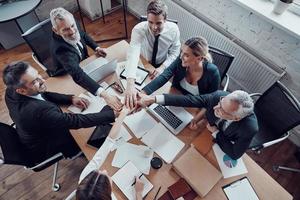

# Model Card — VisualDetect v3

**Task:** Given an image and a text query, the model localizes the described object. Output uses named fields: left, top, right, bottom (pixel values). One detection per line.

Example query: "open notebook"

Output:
left=112, top=161, right=153, bottom=199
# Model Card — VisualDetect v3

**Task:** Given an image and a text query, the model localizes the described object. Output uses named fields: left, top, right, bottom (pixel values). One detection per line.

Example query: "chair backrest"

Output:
left=21, top=19, right=54, bottom=72
left=208, top=46, right=234, bottom=81
left=0, top=123, right=29, bottom=166
left=252, top=81, right=300, bottom=146
left=140, top=15, right=178, bottom=24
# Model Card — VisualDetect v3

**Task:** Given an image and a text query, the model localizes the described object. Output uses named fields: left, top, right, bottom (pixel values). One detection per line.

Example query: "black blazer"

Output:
left=163, top=91, right=258, bottom=159
left=50, top=30, right=100, bottom=94
left=5, top=88, right=115, bottom=163
left=143, top=57, right=221, bottom=95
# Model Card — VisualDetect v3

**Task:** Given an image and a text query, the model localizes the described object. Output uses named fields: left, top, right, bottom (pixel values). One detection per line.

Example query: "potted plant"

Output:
left=273, top=0, right=294, bottom=14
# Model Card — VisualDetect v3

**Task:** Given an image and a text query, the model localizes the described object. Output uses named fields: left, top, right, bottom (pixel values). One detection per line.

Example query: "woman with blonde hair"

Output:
left=142, top=36, right=220, bottom=129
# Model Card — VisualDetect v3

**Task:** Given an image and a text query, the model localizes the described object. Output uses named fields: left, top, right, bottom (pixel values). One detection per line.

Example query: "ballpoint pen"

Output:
left=154, top=186, right=161, bottom=200
left=131, top=174, right=144, bottom=186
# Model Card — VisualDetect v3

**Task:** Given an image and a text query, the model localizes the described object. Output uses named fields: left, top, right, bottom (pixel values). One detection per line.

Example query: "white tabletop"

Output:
left=0, top=0, right=41, bottom=22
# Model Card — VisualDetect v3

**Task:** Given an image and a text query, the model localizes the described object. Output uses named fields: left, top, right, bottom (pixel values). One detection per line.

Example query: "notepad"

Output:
left=123, top=109, right=157, bottom=138
left=110, top=125, right=132, bottom=151
left=222, top=177, right=259, bottom=200
left=112, top=143, right=153, bottom=174
left=141, top=123, right=185, bottom=164
left=67, top=92, right=106, bottom=114
left=112, top=161, right=153, bottom=199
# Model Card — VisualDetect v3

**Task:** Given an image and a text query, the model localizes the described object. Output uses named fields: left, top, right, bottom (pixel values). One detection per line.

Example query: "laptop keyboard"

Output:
left=153, top=105, right=183, bottom=129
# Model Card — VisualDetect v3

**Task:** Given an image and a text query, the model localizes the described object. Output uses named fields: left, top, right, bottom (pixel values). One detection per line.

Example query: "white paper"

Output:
left=213, top=144, right=248, bottom=178
left=141, top=123, right=185, bottom=164
left=123, top=109, right=157, bottom=138
left=112, top=161, right=153, bottom=200
left=112, top=143, right=153, bottom=174
left=111, top=125, right=132, bottom=151
left=223, top=178, right=259, bottom=200
left=67, top=92, right=106, bottom=114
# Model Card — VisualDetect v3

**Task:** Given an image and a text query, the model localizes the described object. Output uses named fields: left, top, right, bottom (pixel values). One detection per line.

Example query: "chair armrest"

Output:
left=262, top=132, right=290, bottom=149
left=222, top=74, right=230, bottom=91
left=28, top=152, right=64, bottom=172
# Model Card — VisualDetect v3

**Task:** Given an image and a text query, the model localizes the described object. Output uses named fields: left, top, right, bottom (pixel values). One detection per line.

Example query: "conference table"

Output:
left=45, top=40, right=292, bottom=200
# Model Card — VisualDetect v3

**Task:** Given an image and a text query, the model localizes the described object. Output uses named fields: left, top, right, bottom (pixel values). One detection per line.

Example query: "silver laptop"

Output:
left=83, top=58, right=118, bottom=82
left=148, top=103, right=193, bottom=135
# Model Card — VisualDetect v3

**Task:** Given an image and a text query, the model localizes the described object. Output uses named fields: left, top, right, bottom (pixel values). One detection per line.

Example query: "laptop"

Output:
left=147, top=103, right=193, bottom=135
left=83, top=58, right=118, bottom=82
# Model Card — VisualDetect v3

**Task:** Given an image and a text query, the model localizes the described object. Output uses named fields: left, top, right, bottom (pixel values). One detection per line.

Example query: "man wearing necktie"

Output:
left=50, top=7, right=122, bottom=111
left=137, top=90, right=259, bottom=160
left=124, top=0, right=181, bottom=109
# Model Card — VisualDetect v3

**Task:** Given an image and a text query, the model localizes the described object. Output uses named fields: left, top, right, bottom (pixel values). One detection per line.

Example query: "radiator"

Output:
left=145, top=0, right=286, bottom=93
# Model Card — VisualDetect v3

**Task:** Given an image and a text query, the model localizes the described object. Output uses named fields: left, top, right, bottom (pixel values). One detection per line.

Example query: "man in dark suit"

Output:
left=50, top=7, right=122, bottom=111
left=137, top=90, right=258, bottom=159
left=3, top=61, right=116, bottom=164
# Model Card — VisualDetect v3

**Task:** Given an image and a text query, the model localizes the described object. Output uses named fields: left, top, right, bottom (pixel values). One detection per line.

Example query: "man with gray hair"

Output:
left=137, top=90, right=258, bottom=159
left=50, top=7, right=122, bottom=111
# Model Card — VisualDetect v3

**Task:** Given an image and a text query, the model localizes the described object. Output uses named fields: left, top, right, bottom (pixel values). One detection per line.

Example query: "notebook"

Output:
left=173, top=146, right=222, bottom=197
left=222, top=177, right=259, bottom=200
left=112, top=161, right=153, bottom=199
left=141, top=123, right=185, bottom=164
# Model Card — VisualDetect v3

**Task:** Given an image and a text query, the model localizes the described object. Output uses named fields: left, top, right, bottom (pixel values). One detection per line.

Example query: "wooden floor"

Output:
left=0, top=8, right=300, bottom=200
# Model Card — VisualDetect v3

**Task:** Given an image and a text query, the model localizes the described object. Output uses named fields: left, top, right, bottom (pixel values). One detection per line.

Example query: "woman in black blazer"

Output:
left=142, top=37, right=221, bottom=130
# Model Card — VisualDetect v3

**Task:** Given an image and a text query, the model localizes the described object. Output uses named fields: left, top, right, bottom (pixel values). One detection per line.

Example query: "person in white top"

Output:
left=75, top=106, right=144, bottom=200
left=124, top=0, right=181, bottom=109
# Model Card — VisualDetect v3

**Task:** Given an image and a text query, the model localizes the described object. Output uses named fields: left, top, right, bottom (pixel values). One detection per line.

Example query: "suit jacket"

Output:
left=5, top=88, right=115, bottom=163
left=143, top=57, right=220, bottom=95
left=163, top=91, right=258, bottom=159
left=50, top=30, right=100, bottom=94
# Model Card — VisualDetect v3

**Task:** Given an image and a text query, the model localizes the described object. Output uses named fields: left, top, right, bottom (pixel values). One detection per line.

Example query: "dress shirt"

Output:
left=29, top=94, right=45, bottom=101
left=125, top=21, right=180, bottom=79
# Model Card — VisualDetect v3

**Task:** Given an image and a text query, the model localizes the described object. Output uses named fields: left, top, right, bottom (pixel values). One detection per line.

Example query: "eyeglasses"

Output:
left=218, top=96, right=235, bottom=117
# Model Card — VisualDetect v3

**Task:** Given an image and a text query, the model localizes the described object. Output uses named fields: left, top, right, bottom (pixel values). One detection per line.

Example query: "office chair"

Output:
left=21, top=18, right=58, bottom=77
left=0, top=122, right=64, bottom=192
left=208, top=46, right=234, bottom=91
left=249, top=81, right=300, bottom=154
left=273, top=147, right=300, bottom=173
left=140, top=15, right=178, bottom=24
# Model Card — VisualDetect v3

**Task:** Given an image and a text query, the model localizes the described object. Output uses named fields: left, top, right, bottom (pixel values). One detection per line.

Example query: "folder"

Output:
left=173, top=147, right=222, bottom=198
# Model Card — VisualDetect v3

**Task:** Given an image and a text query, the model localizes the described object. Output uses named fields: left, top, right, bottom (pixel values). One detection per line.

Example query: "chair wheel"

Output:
left=273, top=165, right=280, bottom=172
left=52, top=183, right=60, bottom=192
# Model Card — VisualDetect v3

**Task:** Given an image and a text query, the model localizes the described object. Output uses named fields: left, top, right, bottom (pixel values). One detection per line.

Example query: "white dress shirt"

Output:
left=29, top=94, right=45, bottom=101
left=125, top=21, right=181, bottom=79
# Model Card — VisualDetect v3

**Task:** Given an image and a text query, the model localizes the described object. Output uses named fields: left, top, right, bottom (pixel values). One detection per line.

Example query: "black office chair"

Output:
left=21, top=18, right=57, bottom=77
left=0, top=122, right=64, bottom=191
left=208, top=46, right=234, bottom=91
left=249, top=81, right=300, bottom=153
left=140, top=15, right=178, bottom=24
left=273, top=147, right=300, bottom=173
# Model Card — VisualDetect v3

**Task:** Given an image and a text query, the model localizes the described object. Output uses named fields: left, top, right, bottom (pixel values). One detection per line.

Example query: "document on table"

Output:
left=222, top=177, right=259, bottom=200
left=123, top=109, right=157, bottom=138
left=67, top=92, right=106, bottom=114
left=213, top=144, right=248, bottom=178
left=111, top=125, right=133, bottom=151
left=112, top=142, right=153, bottom=174
left=141, top=123, right=185, bottom=164
left=112, top=161, right=153, bottom=200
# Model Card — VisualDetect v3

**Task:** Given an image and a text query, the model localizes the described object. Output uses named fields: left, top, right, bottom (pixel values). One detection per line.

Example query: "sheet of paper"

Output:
left=123, top=109, right=157, bottom=138
left=213, top=144, right=248, bottom=178
left=141, top=123, right=185, bottom=164
left=112, top=161, right=153, bottom=200
left=111, top=125, right=133, bottom=151
left=67, top=92, right=106, bottom=114
left=223, top=178, right=259, bottom=200
left=112, top=143, right=153, bottom=174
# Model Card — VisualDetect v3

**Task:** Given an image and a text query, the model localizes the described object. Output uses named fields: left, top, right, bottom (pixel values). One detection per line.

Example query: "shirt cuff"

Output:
left=212, top=130, right=219, bottom=139
left=96, top=87, right=105, bottom=96
left=155, top=95, right=165, bottom=105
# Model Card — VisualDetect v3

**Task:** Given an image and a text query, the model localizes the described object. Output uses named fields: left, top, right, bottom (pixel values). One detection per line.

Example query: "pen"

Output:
left=131, top=174, right=143, bottom=186
left=153, top=186, right=161, bottom=200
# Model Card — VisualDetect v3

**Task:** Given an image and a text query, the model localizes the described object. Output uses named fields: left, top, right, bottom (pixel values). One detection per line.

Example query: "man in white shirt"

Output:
left=124, top=0, right=181, bottom=109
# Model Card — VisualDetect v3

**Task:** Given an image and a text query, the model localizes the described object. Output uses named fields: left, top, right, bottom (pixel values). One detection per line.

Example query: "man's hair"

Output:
left=76, top=170, right=112, bottom=200
left=50, top=7, right=73, bottom=29
left=147, top=0, right=168, bottom=19
left=2, top=61, right=29, bottom=89
left=227, top=90, right=254, bottom=119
